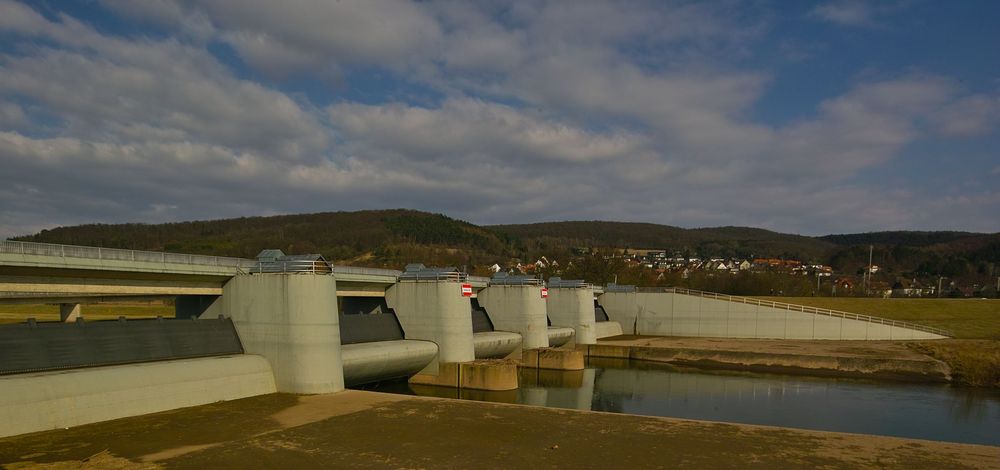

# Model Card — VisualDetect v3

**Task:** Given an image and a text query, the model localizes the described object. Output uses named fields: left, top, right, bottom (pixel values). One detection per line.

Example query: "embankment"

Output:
left=589, top=337, right=953, bottom=383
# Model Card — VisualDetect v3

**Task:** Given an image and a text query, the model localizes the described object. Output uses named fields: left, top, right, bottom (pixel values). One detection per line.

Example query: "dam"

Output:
left=0, top=241, right=948, bottom=438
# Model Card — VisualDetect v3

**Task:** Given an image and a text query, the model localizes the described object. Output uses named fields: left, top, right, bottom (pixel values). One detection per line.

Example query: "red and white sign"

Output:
left=540, top=287, right=549, bottom=299
left=461, top=283, right=473, bottom=297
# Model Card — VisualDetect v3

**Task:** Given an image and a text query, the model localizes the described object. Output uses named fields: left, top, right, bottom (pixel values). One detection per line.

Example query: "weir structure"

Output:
left=0, top=241, right=949, bottom=438
left=597, top=285, right=949, bottom=340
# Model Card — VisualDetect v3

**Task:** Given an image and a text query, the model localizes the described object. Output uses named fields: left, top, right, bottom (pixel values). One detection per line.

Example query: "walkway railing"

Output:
left=0, top=240, right=255, bottom=269
left=330, top=265, right=401, bottom=277
left=643, top=287, right=952, bottom=337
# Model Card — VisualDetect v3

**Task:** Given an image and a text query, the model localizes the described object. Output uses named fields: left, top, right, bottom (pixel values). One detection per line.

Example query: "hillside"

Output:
left=11, top=210, right=998, bottom=285
left=13, top=209, right=514, bottom=269
left=490, top=221, right=833, bottom=261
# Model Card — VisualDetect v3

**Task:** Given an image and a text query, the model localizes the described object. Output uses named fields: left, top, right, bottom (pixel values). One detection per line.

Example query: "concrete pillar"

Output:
left=59, top=303, right=80, bottom=322
left=386, top=280, right=475, bottom=373
left=546, top=287, right=597, bottom=345
left=214, top=274, right=344, bottom=394
left=597, top=292, right=639, bottom=334
left=477, top=285, right=549, bottom=349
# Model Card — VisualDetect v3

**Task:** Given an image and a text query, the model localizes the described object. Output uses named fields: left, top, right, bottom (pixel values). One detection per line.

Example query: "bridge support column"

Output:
left=59, top=303, right=80, bottom=322
left=216, top=274, right=344, bottom=394
left=387, top=281, right=516, bottom=390
left=547, top=287, right=597, bottom=345
left=478, top=285, right=583, bottom=370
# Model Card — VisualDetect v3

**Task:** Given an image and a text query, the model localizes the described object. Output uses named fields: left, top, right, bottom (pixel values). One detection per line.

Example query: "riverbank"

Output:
left=592, top=336, right=956, bottom=383
left=1, top=390, right=996, bottom=469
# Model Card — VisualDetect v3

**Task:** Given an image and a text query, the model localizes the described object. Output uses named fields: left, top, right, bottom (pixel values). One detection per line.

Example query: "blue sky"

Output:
left=0, top=0, right=998, bottom=239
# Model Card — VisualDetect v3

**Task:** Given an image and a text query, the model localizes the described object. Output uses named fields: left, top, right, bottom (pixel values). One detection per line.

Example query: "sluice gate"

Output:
left=338, top=296, right=437, bottom=386
left=0, top=316, right=243, bottom=376
left=470, top=298, right=521, bottom=359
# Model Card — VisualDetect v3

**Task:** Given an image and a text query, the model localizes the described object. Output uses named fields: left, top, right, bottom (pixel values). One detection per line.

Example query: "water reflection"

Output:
left=358, top=359, right=1000, bottom=446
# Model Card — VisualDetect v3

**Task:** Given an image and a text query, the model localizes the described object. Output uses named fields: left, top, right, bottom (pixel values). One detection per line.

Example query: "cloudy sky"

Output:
left=1, top=0, right=998, bottom=239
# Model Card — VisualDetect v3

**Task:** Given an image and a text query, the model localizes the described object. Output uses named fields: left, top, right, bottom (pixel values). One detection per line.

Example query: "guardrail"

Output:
left=645, top=287, right=952, bottom=337
left=331, top=265, right=401, bottom=277
left=0, top=240, right=255, bottom=269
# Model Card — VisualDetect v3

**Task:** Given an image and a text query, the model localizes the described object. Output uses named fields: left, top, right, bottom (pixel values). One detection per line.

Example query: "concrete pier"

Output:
left=477, top=284, right=549, bottom=349
left=546, top=279, right=597, bottom=345
left=386, top=269, right=520, bottom=390
left=386, top=280, right=476, bottom=372
left=208, top=274, right=345, bottom=394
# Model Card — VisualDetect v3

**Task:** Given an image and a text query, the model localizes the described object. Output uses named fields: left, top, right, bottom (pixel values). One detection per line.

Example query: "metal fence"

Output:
left=0, top=240, right=255, bottom=269
left=644, top=287, right=952, bottom=337
left=331, top=265, right=402, bottom=277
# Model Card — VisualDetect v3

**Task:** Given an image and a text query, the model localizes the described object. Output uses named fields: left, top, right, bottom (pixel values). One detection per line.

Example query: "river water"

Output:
left=358, top=358, right=1000, bottom=446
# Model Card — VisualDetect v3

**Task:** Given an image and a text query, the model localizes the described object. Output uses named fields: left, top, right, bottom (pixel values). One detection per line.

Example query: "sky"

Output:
left=0, top=0, right=998, bottom=239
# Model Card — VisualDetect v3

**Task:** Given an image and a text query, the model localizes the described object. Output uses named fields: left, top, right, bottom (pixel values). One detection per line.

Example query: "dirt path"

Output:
left=1, top=390, right=996, bottom=469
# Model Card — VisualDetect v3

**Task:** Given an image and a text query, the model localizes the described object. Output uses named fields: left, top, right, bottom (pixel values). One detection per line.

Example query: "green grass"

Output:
left=757, top=297, right=1000, bottom=339
left=0, top=303, right=175, bottom=324
left=909, top=340, right=1000, bottom=387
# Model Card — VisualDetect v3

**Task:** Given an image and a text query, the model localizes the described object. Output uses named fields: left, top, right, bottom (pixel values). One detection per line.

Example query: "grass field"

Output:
left=0, top=303, right=175, bottom=324
left=757, top=297, right=1000, bottom=339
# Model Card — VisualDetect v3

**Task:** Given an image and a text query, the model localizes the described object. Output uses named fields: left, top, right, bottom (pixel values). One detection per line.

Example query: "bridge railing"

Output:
left=330, top=265, right=402, bottom=277
left=638, top=287, right=951, bottom=337
left=0, top=240, right=255, bottom=269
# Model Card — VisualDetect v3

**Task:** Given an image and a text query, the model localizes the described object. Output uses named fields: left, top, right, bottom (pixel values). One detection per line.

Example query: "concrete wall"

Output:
left=477, top=285, right=549, bottom=349
left=341, top=340, right=438, bottom=386
left=386, top=280, right=475, bottom=373
left=599, top=292, right=946, bottom=340
left=594, top=321, right=624, bottom=339
left=207, top=274, right=345, bottom=393
left=0, top=355, right=276, bottom=438
left=546, top=288, right=597, bottom=345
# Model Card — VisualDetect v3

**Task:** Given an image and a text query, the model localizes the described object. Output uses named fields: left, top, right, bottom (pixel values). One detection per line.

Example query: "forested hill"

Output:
left=820, top=231, right=979, bottom=247
left=489, top=221, right=833, bottom=261
left=12, top=210, right=515, bottom=268
left=11, top=210, right=999, bottom=281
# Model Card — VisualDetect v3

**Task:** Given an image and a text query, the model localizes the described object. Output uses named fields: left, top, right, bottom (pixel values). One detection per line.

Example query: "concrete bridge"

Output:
left=0, top=241, right=946, bottom=438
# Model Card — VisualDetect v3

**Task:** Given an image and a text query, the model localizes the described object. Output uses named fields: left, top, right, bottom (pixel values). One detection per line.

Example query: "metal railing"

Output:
left=247, top=260, right=333, bottom=274
left=645, top=287, right=952, bottom=337
left=397, top=264, right=468, bottom=282
left=331, top=265, right=401, bottom=277
left=489, top=273, right=543, bottom=286
left=1, top=240, right=255, bottom=269
left=547, top=277, right=595, bottom=289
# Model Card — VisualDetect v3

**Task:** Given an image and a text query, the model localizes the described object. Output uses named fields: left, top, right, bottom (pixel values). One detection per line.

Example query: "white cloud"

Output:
left=931, top=93, right=1000, bottom=137
left=329, top=99, right=649, bottom=165
left=0, top=1, right=998, bottom=238
left=0, top=9, right=329, bottom=160
left=811, top=1, right=874, bottom=27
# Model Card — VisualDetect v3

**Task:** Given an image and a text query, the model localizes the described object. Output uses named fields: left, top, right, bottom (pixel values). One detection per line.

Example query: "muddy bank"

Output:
left=1, top=390, right=997, bottom=469
left=590, top=337, right=952, bottom=383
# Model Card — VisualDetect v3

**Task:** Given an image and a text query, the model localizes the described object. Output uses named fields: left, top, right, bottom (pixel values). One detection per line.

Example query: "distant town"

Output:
left=496, top=248, right=992, bottom=298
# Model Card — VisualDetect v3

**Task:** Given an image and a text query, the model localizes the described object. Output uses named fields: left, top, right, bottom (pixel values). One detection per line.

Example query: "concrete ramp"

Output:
left=0, top=355, right=276, bottom=438
left=599, top=288, right=949, bottom=340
